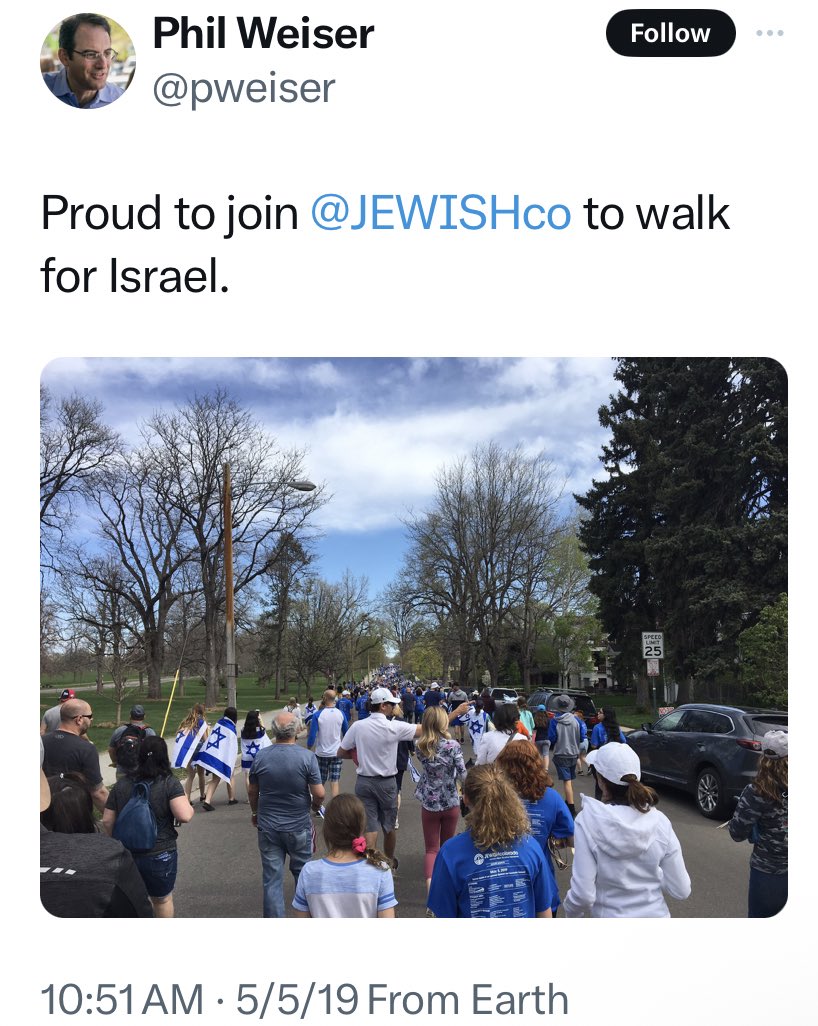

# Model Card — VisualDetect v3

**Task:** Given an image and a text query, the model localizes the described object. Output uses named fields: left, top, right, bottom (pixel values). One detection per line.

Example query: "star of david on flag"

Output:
left=241, top=729, right=272, bottom=770
left=196, top=716, right=238, bottom=782
left=172, top=720, right=208, bottom=769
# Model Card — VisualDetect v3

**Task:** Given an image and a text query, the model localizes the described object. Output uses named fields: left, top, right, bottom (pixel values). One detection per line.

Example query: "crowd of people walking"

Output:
left=39, top=668, right=787, bottom=919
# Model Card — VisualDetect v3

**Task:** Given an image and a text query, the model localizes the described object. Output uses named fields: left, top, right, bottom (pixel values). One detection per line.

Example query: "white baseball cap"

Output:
left=586, top=743, right=642, bottom=785
left=370, top=687, right=398, bottom=705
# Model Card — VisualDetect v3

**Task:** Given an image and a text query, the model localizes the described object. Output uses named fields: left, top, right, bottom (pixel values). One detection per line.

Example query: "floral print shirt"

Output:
left=415, top=739, right=467, bottom=812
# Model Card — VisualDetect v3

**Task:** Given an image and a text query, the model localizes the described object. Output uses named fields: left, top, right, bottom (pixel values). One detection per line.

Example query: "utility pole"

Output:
left=224, top=462, right=237, bottom=710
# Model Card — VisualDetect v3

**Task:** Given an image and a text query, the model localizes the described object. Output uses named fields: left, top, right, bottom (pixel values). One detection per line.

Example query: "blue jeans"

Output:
left=748, top=867, right=787, bottom=918
left=257, top=826, right=313, bottom=918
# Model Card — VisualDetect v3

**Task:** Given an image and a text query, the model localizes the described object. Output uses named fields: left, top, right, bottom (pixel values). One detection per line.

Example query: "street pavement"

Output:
left=148, top=727, right=752, bottom=919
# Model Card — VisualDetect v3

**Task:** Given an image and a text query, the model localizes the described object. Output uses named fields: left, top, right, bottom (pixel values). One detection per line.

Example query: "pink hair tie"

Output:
left=352, top=836, right=367, bottom=854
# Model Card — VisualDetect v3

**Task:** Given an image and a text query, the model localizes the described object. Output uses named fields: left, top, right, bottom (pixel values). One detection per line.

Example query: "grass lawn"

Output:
left=40, top=675, right=331, bottom=753
left=583, top=692, right=660, bottom=730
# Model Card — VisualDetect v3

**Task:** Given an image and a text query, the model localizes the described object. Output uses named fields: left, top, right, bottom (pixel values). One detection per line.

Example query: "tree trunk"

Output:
left=145, top=634, right=164, bottom=700
left=204, top=604, right=220, bottom=708
left=676, top=674, right=694, bottom=704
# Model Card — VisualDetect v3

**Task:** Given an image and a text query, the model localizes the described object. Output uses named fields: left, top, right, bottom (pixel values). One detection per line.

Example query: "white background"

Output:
left=9, top=2, right=812, bottom=1021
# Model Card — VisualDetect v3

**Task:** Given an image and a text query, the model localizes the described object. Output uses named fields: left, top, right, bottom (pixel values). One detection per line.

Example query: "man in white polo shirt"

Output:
left=338, top=687, right=468, bottom=867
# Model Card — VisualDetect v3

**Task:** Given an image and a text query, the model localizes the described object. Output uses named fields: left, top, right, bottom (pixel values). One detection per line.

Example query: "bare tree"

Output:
left=59, top=554, right=143, bottom=722
left=287, top=573, right=377, bottom=690
left=40, top=586, right=62, bottom=678
left=379, top=581, right=423, bottom=666
left=40, top=387, right=119, bottom=566
left=255, top=533, right=315, bottom=696
left=143, top=390, right=327, bottom=707
left=86, top=448, right=192, bottom=698
left=404, top=442, right=563, bottom=686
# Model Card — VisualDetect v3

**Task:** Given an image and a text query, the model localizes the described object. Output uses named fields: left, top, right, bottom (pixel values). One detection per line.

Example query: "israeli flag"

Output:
left=466, top=710, right=488, bottom=745
left=195, top=716, right=239, bottom=782
left=406, top=759, right=421, bottom=785
left=241, top=731, right=272, bottom=770
left=172, top=720, right=208, bottom=769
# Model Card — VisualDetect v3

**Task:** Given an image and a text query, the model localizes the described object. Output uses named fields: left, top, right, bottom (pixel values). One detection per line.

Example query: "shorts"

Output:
left=579, top=739, right=589, bottom=754
left=132, top=848, right=178, bottom=897
left=355, top=775, right=398, bottom=834
left=553, top=756, right=577, bottom=781
left=317, top=756, right=342, bottom=783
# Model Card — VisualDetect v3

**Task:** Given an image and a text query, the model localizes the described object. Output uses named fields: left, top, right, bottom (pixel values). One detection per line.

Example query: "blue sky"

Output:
left=41, top=357, right=617, bottom=597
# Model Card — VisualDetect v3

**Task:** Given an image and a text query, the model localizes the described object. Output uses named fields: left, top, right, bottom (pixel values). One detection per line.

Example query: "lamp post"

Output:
left=223, top=464, right=316, bottom=710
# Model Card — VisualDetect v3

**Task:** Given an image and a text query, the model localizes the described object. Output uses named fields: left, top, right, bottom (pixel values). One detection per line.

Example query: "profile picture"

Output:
left=41, top=13, right=135, bottom=109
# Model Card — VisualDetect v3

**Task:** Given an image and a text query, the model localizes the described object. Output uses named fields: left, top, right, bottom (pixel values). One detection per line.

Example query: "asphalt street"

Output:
left=158, top=731, right=752, bottom=919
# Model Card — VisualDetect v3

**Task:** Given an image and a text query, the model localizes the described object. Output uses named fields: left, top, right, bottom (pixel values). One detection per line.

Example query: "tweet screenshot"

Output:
left=18, top=1, right=808, bottom=1023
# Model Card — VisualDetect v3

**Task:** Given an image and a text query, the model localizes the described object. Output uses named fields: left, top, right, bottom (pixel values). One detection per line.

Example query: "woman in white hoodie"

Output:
left=563, top=742, right=691, bottom=918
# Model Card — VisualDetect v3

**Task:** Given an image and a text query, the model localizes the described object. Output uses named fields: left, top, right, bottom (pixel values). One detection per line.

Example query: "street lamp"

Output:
left=223, top=465, right=316, bottom=709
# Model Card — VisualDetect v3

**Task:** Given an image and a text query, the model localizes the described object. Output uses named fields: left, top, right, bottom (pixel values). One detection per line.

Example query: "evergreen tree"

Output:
left=577, top=358, right=786, bottom=703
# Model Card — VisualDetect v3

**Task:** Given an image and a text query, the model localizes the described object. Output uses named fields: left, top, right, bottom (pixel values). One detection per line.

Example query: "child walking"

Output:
left=292, top=795, right=397, bottom=918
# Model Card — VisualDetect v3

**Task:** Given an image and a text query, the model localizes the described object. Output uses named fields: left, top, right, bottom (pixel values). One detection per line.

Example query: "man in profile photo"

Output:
left=43, top=13, right=124, bottom=109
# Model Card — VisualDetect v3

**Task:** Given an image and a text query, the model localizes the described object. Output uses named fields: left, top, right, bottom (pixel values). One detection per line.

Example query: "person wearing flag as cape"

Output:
left=198, top=707, right=240, bottom=811
left=241, top=710, right=272, bottom=795
left=173, top=704, right=209, bottom=805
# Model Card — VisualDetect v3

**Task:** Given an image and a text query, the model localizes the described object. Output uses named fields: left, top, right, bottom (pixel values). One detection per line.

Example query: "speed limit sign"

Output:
left=642, top=632, right=664, bottom=659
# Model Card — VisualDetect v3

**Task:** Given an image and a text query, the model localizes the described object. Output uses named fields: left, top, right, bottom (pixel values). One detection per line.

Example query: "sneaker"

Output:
left=202, top=802, right=215, bottom=811
left=228, top=799, right=239, bottom=805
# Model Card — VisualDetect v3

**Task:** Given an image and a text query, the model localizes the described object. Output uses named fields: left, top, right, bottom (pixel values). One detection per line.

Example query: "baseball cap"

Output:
left=130, top=704, right=145, bottom=719
left=586, top=742, right=641, bottom=785
left=60, top=688, right=76, bottom=701
left=370, top=687, right=398, bottom=705
left=761, top=730, right=788, bottom=759
left=342, top=689, right=350, bottom=696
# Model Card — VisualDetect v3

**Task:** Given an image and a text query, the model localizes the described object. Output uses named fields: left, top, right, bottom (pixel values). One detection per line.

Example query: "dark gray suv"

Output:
left=626, top=703, right=787, bottom=819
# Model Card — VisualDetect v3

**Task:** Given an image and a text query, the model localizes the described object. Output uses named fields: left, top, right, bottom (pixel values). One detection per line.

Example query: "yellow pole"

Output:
left=160, top=666, right=182, bottom=738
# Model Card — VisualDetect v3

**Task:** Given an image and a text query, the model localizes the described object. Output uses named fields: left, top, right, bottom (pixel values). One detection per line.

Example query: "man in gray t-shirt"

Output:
left=247, top=711, right=324, bottom=918
left=40, top=688, right=76, bottom=735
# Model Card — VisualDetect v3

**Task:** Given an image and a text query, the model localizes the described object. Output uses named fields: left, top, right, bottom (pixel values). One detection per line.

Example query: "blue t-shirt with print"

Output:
left=523, top=789, right=574, bottom=912
left=427, top=831, right=554, bottom=918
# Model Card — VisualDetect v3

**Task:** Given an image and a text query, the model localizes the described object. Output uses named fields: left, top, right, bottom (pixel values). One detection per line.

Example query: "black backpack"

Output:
left=112, top=780, right=158, bottom=853
left=115, top=723, right=146, bottom=772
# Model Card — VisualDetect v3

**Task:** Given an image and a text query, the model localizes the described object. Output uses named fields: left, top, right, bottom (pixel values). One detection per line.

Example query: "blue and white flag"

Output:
left=406, top=759, right=421, bottom=785
left=240, top=730, right=272, bottom=770
left=195, top=716, right=239, bottom=782
left=466, top=709, right=489, bottom=746
left=172, top=720, right=208, bottom=770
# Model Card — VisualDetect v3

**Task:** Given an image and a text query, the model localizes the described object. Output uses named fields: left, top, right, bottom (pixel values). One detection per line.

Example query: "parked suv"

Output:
left=626, top=704, right=788, bottom=819
left=526, top=688, right=598, bottom=728
left=487, top=686, right=519, bottom=703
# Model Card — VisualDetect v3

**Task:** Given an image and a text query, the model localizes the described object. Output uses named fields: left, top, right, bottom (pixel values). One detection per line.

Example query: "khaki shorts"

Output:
left=355, top=774, right=398, bottom=834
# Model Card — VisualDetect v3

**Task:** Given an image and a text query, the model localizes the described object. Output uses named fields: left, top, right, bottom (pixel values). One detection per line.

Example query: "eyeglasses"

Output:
left=76, top=713, right=94, bottom=720
left=70, top=49, right=118, bottom=62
